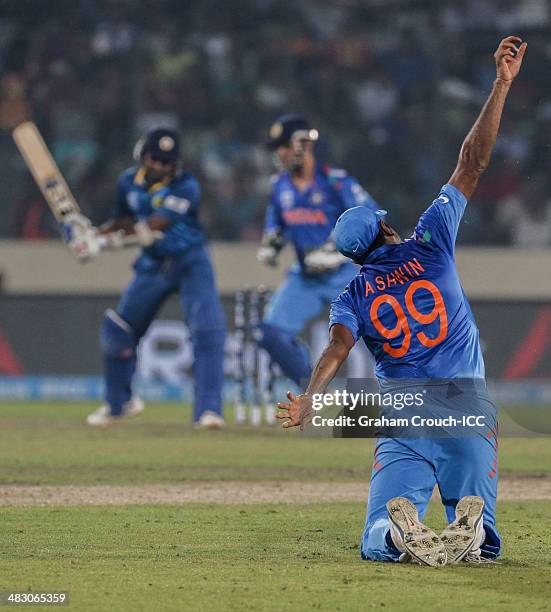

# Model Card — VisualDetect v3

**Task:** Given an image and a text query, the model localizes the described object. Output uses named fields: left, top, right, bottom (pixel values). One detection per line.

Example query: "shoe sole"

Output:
left=440, top=496, right=484, bottom=564
left=387, top=497, right=447, bottom=567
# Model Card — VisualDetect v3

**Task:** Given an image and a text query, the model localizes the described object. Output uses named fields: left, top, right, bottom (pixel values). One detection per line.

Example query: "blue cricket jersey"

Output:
left=330, top=183, right=484, bottom=379
left=264, top=164, right=378, bottom=271
left=114, top=167, right=205, bottom=257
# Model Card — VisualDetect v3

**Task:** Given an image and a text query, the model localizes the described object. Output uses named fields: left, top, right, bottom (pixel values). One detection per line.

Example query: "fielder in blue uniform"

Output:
left=84, top=128, right=226, bottom=429
left=277, top=37, right=527, bottom=565
left=257, top=114, right=379, bottom=386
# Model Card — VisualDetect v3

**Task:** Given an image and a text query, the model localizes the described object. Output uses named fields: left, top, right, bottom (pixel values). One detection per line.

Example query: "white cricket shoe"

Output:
left=194, top=411, right=225, bottom=430
left=387, top=497, right=447, bottom=567
left=86, top=397, right=145, bottom=427
left=439, top=495, right=486, bottom=564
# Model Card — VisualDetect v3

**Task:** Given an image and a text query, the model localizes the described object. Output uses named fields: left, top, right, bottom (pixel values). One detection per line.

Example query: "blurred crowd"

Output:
left=1, top=0, right=551, bottom=246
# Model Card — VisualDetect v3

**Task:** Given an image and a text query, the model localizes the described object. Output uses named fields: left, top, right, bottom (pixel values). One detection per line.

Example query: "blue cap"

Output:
left=334, top=206, right=387, bottom=260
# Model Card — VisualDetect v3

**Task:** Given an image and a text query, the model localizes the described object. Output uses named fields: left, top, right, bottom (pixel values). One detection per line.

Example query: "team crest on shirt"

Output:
left=280, top=189, right=294, bottom=209
left=311, top=191, right=324, bottom=205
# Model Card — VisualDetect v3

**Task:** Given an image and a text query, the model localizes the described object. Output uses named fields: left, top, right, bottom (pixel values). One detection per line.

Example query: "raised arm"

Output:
left=276, top=323, right=355, bottom=429
left=449, top=36, right=527, bottom=200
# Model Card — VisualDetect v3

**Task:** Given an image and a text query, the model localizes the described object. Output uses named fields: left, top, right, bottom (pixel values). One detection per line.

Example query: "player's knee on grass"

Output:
left=360, top=518, right=401, bottom=563
left=479, top=522, right=501, bottom=559
left=257, top=322, right=312, bottom=386
left=100, top=310, right=137, bottom=359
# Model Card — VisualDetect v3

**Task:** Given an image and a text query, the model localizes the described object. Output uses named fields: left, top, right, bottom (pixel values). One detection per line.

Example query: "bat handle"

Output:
left=97, top=231, right=164, bottom=250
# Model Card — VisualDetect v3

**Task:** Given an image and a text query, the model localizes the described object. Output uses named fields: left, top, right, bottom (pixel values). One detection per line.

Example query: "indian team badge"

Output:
left=280, top=189, right=294, bottom=209
left=159, top=136, right=175, bottom=151
left=270, top=122, right=283, bottom=140
left=311, top=191, right=324, bottom=205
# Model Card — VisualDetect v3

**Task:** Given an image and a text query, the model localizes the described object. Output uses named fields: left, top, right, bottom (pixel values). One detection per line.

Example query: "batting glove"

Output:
left=69, top=226, right=101, bottom=263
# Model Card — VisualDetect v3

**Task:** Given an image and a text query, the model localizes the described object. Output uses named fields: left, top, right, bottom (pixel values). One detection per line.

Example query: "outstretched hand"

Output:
left=276, top=391, right=315, bottom=431
left=495, top=36, right=527, bottom=82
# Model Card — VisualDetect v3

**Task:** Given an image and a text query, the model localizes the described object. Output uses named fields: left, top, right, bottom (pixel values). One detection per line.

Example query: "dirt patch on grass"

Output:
left=0, top=481, right=368, bottom=506
left=0, top=475, right=549, bottom=506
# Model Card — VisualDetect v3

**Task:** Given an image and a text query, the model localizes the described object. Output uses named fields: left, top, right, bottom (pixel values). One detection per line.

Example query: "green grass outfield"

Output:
left=2, top=502, right=551, bottom=611
left=1, top=402, right=551, bottom=611
left=1, top=402, right=550, bottom=485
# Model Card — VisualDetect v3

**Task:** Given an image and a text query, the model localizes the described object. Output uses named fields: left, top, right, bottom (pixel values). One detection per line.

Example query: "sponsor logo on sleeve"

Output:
left=163, top=195, right=191, bottom=214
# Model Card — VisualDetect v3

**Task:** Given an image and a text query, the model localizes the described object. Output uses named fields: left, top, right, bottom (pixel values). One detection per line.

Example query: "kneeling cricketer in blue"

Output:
left=276, top=37, right=529, bottom=563
left=330, top=184, right=500, bottom=561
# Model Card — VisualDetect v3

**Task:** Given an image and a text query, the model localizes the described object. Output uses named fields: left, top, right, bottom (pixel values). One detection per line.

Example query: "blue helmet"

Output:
left=134, top=128, right=180, bottom=162
left=267, top=114, right=319, bottom=150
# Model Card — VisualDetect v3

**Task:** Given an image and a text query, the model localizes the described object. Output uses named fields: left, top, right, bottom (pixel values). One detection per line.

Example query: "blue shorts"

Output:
left=361, top=428, right=501, bottom=562
left=264, top=263, right=358, bottom=335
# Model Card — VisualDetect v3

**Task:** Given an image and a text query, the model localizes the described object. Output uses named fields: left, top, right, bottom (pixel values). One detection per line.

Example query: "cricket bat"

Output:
left=13, top=121, right=81, bottom=222
left=13, top=121, right=164, bottom=252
